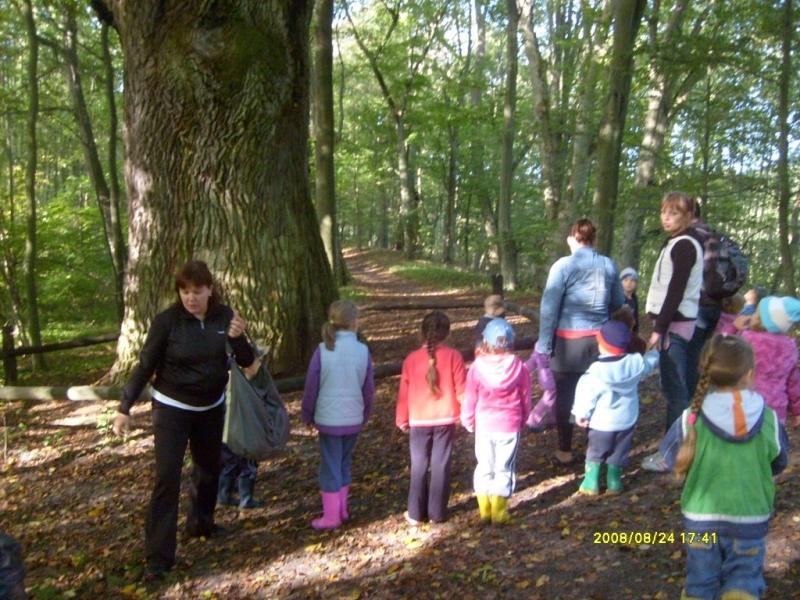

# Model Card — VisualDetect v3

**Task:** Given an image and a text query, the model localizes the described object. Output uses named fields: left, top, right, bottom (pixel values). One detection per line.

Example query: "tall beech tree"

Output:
left=91, top=0, right=336, bottom=377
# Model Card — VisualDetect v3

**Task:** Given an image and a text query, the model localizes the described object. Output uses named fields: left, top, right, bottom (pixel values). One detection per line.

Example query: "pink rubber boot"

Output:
left=339, top=486, right=350, bottom=522
left=311, top=491, right=342, bottom=530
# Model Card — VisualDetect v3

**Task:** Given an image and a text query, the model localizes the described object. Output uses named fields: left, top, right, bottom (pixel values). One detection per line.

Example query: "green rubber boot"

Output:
left=606, top=464, right=623, bottom=495
left=578, top=461, right=601, bottom=495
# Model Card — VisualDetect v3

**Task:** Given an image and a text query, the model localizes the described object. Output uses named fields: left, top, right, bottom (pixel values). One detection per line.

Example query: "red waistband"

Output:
left=555, top=329, right=600, bottom=339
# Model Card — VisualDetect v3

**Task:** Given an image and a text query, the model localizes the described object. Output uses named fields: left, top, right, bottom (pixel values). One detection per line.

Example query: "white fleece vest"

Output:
left=314, top=331, right=369, bottom=427
left=645, top=234, right=703, bottom=319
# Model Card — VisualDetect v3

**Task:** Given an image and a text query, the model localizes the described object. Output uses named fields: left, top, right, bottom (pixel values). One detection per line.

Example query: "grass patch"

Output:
left=10, top=342, right=116, bottom=387
left=387, top=262, right=491, bottom=292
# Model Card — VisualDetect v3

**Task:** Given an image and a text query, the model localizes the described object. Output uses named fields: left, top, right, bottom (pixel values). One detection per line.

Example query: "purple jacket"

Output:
left=740, top=329, right=800, bottom=423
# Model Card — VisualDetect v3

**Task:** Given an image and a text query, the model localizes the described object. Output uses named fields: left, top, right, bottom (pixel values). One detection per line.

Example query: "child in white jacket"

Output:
left=572, top=320, right=659, bottom=495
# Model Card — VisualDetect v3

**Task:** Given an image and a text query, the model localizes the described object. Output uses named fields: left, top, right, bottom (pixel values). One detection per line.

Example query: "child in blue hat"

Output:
left=572, top=320, right=659, bottom=494
left=462, top=318, right=531, bottom=524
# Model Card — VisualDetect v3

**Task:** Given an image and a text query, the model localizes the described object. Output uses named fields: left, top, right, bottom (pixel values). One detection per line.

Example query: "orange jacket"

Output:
left=396, top=344, right=466, bottom=429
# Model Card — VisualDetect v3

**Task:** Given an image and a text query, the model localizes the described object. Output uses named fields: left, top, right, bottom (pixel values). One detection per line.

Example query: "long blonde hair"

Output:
left=673, top=334, right=754, bottom=482
left=321, top=300, right=359, bottom=351
left=420, top=310, right=451, bottom=395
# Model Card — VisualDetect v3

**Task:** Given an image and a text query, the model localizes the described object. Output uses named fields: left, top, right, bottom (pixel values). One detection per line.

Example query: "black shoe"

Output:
left=186, top=523, right=229, bottom=538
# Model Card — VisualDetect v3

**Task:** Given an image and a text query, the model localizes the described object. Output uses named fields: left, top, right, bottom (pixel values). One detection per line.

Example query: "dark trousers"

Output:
left=220, top=443, right=258, bottom=480
left=585, top=426, right=635, bottom=467
left=554, top=371, right=583, bottom=453
left=407, top=424, right=455, bottom=522
left=146, top=401, right=225, bottom=570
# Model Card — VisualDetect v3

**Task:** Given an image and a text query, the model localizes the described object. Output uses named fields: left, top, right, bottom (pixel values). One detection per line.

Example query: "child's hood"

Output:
left=700, top=390, right=766, bottom=442
left=473, top=353, right=525, bottom=389
left=587, top=353, right=652, bottom=393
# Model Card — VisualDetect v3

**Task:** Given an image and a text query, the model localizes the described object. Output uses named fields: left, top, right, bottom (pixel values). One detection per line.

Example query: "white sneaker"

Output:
left=641, top=451, right=669, bottom=472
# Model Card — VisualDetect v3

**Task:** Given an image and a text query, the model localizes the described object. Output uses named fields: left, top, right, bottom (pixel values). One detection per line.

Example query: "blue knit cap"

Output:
left=482, top=318, right=514, bottom=349
left=758, top=296, right=800, bottom=333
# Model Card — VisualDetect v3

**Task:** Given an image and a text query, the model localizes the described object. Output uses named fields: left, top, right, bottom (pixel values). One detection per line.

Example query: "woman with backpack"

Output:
left=641, top=192, right=705, bottom=472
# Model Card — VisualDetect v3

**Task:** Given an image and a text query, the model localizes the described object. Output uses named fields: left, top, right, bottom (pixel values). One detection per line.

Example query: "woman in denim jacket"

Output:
left=534, top=219, right=624, bottom=466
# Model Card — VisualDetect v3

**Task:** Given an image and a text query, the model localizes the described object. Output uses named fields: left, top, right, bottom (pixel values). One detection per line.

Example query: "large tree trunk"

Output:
left=23, top=0, right=45, bottom=370
left=592, top=0, right=646, bottom=257
left=498, top=0, right=519, bottom=290
left=94, top=0, right=336, bottom=379
left=63, top=6, right=127, bottom=324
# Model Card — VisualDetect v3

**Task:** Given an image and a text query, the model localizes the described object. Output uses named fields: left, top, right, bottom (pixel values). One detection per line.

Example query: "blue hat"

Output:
left=597, top=320, right=631, bottom=355
left=620, top=267, right=638, bottom=281
left=758, top=296, right=800, bottom=333
left=482, top=318, right=514, bottom=349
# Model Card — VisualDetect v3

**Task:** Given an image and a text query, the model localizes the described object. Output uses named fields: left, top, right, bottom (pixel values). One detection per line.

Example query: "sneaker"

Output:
left=403, top=511, right=425, bottom=526
left=641, top=451, right=669, bottom=472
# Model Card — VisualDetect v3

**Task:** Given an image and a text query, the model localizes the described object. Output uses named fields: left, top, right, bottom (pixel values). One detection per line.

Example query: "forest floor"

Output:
left=2, top=248, right=799, bottom=600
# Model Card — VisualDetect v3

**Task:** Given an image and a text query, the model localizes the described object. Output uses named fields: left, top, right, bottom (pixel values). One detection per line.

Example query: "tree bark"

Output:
left=498, top=0, right=519, bottom=290
left=592, top=0, right=646, bottom=256
left=23, top=0, right=45, bottom=370
left=93, top=0, right=336, bottom=379
left=777, top=0, right=795, bottom=294
left=314, top=0, right=346, bottom=285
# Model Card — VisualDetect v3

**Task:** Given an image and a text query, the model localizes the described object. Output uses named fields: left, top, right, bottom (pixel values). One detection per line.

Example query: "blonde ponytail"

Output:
left=322, top=300, right=360, bottom=351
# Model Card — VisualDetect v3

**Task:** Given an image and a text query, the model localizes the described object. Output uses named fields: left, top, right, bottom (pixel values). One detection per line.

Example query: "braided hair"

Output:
left=421, top=310, right=451, bottom=395
left=673, top=334, right=754, bottom=482
left=322, top=300, right=360, bottom=351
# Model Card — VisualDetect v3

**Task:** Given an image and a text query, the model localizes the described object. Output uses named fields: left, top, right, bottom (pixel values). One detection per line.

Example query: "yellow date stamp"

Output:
left=593, top=531, right=717, bottom=545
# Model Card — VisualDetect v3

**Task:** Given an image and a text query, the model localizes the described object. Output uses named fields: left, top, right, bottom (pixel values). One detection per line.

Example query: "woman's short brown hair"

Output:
left=569, top=219, right=596, bottom=245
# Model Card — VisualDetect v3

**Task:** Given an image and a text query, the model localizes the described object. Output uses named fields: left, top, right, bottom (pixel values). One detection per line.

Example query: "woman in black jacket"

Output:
left=113, top=260, right=254, bottom=581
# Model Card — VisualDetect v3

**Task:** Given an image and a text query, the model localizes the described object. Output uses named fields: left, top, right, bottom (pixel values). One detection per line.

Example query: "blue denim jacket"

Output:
left=537, top=247, right=624, bottom=355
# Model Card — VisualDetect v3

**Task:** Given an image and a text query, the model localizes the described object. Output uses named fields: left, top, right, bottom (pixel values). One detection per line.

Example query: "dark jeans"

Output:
left=146, top=401, right=225, bottom=570
left=407, top=425, right=455, bottom=522
left=586, top=426, right=635, bottom=467
left=554, top=371, right=583, bottom=453
left=659, top=332, right=700, bottom=432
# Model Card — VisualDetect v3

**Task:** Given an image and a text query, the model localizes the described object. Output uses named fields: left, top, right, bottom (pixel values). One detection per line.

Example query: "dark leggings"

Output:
left=554, top=371, right=583, bottom=453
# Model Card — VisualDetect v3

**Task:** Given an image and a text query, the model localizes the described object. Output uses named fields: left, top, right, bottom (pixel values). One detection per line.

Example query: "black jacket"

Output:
left=120, top=303, right=254, bottom=414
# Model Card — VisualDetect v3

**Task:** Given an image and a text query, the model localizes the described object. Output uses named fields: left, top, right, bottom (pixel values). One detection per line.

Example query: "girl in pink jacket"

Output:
left=462, top=318, right=531, bottom=524
left=739, top=296, right=800, bottom=426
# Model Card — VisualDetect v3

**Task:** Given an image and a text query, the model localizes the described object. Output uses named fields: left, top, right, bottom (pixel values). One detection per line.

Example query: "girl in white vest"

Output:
left=642, top=192, right=705, bottom=471
left=301, top=300, right=374, bottom=529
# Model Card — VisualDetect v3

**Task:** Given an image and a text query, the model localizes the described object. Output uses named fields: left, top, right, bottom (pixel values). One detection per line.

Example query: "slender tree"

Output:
left=23, top=0, right=45, bottom=369
left=777, top=0, right=795, bottom=294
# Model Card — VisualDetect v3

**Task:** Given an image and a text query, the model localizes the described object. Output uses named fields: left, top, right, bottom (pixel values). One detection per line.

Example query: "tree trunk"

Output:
left=94, top=0, right=336, bottom=379
left=101, top=23, right=128, bottom=324
left=498, top=0, right=519, bottom=290
left=63, top=6, right=127, bottom=324
left=592, top=0, right=646, bottom=256
left=444, top=122, right=458, bottom=263
left=778, top=0, right=795, bottom=294
left=23, top=0, right=45, bottom=370
left=314, top=0, right=346, bottom=286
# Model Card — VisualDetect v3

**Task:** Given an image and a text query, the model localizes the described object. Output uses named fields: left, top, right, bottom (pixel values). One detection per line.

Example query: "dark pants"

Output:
left=220, top=443, right=258, bottom=480
left=146, top=401, right=225, bottom=570
left=407, top=425, right=455, bottom=522
left=585, top=426, right=635, bottom=467
left=554, top=371, right=583, bottom=453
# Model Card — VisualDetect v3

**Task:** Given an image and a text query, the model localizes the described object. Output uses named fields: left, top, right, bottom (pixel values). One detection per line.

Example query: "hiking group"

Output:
left=80, top=191, right=793, bottom=599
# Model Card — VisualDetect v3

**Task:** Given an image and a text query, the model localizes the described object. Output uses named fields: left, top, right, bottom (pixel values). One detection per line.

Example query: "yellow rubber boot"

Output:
left=718, top=591, right=758, bottom=600
left=490, top=495, right=511, bottom=524
left=476, top=494, right=491, bottom=522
